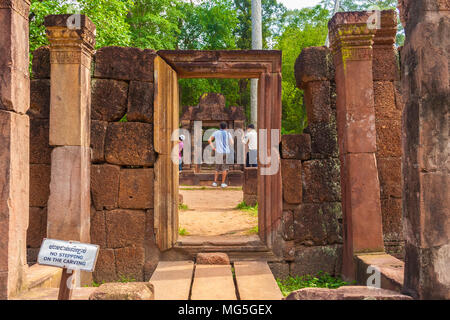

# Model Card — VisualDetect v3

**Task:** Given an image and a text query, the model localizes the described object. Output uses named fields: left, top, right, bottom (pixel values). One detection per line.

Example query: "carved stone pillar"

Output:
left=44, top=15, right=95, bottom=243
left=398, top=0, right=450, bottom=299
left=329, top=12, right=385, bottom=280
left=0, top=0, right=31, bottom=299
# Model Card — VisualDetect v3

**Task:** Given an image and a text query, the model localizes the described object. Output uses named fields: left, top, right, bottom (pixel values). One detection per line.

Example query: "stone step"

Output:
left=234, top=261, right=283, bottom=300
left=12, top=287, right=96, bottom=300
left=24, top=265, right=62, bottom=291
left=149, top=261, right=194, bottom=300
left=191, top=265, right=237, bottom=300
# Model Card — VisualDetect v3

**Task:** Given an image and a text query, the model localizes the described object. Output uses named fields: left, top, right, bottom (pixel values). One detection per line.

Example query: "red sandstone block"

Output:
left=31, top=46, right=50, bottom=79
left=373, top=81, right=401, bottom=120
left=377, top=157, right=402, bottom=198
left=376, top=120, right=402, bottom=157
left=294, top=203, right=342, bottom=246
left=302, top=159, right=341, bottom=203
left=27, top=207, right=47, bottom=248
left=105, top=122, right=155, bottom=166
left=291, top=245, right=343, bottom=276
left=282, top=159, right=302, bottom=204
left=94, top=47, right=156, bottom=82
left=306, top=121, right=339, bottom=158
left=295, top=46, right=333, bottom=89
left=381, top=197, right=403, bottom=242
left=93, top=249, right=117, bottom=283
left=30, top=119, right=51, bottom=164
left=281, top=134, right=311, bottom=160
left=91, top=120, right=108, bottom=163
left=90, top=208, right=106, bottom=247
left=345, top=153, right=384, bottom=252
left=105, top=209, right=146, bottom=248
left=91, top=79, right=128, bottom=122
left=404, top=172, right=450, bottom=249
left=243, top=167, right=258, bottom=195
left=91, top=164, right=120, bottom=211
left=119, top=169, right=154, bottom=209
left=114, top=247, right=145, bottom=281
left=243, top=194, right=257, bottom=207
left=127, top=81, right=154, bottom=123
left=29, top=79, right=50, bottom=119
left=304, top=81, right=332, bottom=123
left=337, top=107, right=377, bottom=154
left=373, top=47, right=399, bottom=81
left=282, top=211, right=295, bottom=241
left=30, top=164, right=50, bottom=207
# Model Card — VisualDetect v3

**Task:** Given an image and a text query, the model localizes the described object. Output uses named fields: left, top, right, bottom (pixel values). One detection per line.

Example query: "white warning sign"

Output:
left=37, top=239, right=99, bottom=272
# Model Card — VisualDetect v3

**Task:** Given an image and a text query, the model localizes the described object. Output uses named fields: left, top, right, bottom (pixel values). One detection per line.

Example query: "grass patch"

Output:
left=85, top=275, right=136, bottom=287
left=247, top=226, right=259, bottom=235
left=179, top=228, right=189, bottom=236
left=236, top=201, right=258, bottom=217
left=117, top=275, right=136, bottom=283
left=276, top=272, right=350, bottom=297
left=179, top=203, right=189, bottom=210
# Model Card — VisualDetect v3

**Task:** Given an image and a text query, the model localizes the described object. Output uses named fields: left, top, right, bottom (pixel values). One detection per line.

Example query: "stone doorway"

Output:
left=153, top=50, right=282, bottom=256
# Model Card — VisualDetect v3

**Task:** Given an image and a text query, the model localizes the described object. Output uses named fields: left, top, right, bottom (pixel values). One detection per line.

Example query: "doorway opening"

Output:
left=153, top=50, right=282, bottom=255
left=177, top=90, right=257, bottom=239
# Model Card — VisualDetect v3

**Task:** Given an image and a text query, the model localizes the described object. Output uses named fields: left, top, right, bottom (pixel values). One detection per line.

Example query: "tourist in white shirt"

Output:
left=243, top=124, right=257, bottom=167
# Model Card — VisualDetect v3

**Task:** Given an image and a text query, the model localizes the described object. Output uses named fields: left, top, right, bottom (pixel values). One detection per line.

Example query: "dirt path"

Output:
left=179, top=188, right=257, bottom=236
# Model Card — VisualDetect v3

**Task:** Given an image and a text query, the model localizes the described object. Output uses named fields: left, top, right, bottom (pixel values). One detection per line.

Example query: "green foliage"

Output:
left=179, top=203, right=189, bottom=211
left=117, top=275, right=137, bottom=283
left=84, top=280, right=105, bottom=287
left=276, top=271, right=350, bottom=297
left=29, top=0, right=404, bottom=132
left=127, top=0, right=184, bottom=50
left=236, top=201, right=258, bottom=217
left=247, top=225, right=258, bottom=235
left=178, top=228, right=189, bottom=236
left=79, top=0, right=134, bottom=48
left=30, top=0, right=134, bottom=55
left=275, top=5, right=329, bottom=133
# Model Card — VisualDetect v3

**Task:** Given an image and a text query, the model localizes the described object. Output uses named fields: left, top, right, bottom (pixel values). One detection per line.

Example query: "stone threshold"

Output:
left=162, top=235, right=281, bottom=263
left=355, top=253, right=404, bottom=293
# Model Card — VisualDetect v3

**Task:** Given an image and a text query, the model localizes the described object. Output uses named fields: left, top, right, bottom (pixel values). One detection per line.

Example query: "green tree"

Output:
left=29, top=0, right=71, bottom=54
left=275, top=5, right=330, bottom=134
left=127, top=0, right=184, bottom=50
left=30, top=0, right=134, bottom=54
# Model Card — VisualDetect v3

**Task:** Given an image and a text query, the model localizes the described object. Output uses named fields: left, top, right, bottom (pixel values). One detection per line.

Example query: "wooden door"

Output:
left=154, top=56, right=179, bottom=251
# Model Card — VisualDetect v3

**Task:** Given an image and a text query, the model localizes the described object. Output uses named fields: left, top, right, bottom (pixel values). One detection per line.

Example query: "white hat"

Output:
left=180, top=135, right=186, bottom=141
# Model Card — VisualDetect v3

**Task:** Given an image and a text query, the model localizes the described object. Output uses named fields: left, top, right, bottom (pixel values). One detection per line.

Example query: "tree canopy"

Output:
left=29, top=0, right=402, bottom=134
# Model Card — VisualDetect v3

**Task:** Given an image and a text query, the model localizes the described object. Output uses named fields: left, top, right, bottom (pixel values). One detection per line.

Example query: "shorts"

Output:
left=215, top=153, right=230, bottom=172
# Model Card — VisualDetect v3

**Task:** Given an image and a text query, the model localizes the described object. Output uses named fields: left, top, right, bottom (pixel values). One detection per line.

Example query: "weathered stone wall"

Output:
left=278, top=46, right=343, bottom=278
left=373, top=11, right=405, bottom=258
left=27, top=47, right=51, bottom=264
left=28, top=46, right=159, bottom=282
left=398, top=0, right=449, bottom=300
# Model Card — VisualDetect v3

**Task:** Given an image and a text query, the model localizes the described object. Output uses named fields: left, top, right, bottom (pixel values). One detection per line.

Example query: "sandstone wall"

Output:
left=279, top=46, right=343, bottom=278
left=28, top=46, right=159, bottom=282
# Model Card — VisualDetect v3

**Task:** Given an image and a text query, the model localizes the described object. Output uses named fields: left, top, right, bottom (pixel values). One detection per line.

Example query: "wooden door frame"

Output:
left=155, top=50, right=282, bottom=250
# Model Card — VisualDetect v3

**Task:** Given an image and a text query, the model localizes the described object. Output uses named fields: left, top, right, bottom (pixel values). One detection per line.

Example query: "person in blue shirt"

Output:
left=208, top=122, right=234, bottom=188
